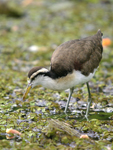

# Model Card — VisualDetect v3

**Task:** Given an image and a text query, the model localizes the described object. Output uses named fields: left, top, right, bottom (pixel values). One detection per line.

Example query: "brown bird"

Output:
left=23, top=29, right=103, bottom=120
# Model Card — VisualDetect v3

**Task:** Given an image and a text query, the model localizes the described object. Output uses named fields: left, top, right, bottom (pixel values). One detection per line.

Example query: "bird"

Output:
left=23, top=29, right=103, bottom=120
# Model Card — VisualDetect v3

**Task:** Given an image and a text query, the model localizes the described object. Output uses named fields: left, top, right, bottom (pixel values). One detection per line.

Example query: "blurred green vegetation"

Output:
left=0, top=0, right=113, bottom=149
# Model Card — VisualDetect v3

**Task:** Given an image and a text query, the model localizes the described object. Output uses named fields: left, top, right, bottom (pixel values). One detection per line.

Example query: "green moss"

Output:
left=61, top=136, right=71, bottom=144
left=0, top=0, right=113, bottom=149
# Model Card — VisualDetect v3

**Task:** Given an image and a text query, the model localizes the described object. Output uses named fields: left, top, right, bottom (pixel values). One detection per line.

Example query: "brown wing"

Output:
left=50, top=30, right=103, bottom=77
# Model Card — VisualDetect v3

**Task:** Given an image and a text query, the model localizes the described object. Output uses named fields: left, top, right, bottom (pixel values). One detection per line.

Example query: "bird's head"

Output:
left=23, top=66, right=48, bottom=100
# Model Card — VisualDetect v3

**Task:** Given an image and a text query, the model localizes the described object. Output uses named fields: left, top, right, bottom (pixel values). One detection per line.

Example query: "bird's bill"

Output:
left=23, top=84, right=31, bottom=101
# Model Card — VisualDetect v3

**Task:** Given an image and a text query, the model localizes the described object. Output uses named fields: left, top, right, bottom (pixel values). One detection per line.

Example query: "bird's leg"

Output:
left=64, top=87, right=74, bottom=114
left=85, top=82, right=92, bottom=121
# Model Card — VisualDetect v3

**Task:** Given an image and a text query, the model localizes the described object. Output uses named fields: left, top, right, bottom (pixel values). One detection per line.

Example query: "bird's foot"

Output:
left=64, top=110, right=69, bottom=120
left=84, top=115, right=90, bottom=122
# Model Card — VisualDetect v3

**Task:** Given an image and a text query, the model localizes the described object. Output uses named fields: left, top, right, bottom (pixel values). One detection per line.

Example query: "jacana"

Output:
left=23, top=29, right=103, bottom=120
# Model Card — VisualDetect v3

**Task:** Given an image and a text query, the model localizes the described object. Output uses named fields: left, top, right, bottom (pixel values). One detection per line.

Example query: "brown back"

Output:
left=50, top=30, right=103, bottom=77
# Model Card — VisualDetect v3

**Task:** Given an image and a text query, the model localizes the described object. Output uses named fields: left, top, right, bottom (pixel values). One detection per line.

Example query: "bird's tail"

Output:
left=97, top=29, right=103, bottom=37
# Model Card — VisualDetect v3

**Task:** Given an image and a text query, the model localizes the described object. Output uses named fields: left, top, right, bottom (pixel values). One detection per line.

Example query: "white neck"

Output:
left=41, top=76, right=62, bottom=91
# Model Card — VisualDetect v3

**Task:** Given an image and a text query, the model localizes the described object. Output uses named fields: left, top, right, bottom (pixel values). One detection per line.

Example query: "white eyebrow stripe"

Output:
left=30, top=68, right=48, bottom=80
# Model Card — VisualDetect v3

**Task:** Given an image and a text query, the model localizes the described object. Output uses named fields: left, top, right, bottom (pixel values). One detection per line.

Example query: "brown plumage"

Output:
left=23, top=30, right=103, bottom=120
left=51, top=30, right=103, bottom=77
left=28, top=66, right=42, bottom=78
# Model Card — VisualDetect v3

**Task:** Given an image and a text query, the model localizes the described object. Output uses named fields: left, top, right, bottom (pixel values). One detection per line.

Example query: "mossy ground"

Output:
left=0, top=0, right=113, bottom=149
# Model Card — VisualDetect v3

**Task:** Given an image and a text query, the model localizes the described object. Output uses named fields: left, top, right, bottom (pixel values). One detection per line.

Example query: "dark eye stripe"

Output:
left=30, top=72, right=46, bottom=82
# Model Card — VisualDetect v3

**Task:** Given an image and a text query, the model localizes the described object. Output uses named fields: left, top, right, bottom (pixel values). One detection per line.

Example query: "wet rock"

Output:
left=103, top=85, right=113, bottom=94
left=56, top=100, right=66, bottom=109
left=104, top=107, right=113, bottom=113
left=35, top=100, right=47, bottom=107
left=69, top=142, right=76, bottom=148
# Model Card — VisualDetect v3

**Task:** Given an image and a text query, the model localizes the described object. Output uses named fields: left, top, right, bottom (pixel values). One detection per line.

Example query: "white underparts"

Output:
left=32, top=69, right=97, bottom=91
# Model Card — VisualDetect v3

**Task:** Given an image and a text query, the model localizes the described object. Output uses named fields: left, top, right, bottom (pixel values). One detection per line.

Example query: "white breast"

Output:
left=42, top=69, right=97, bottom=91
